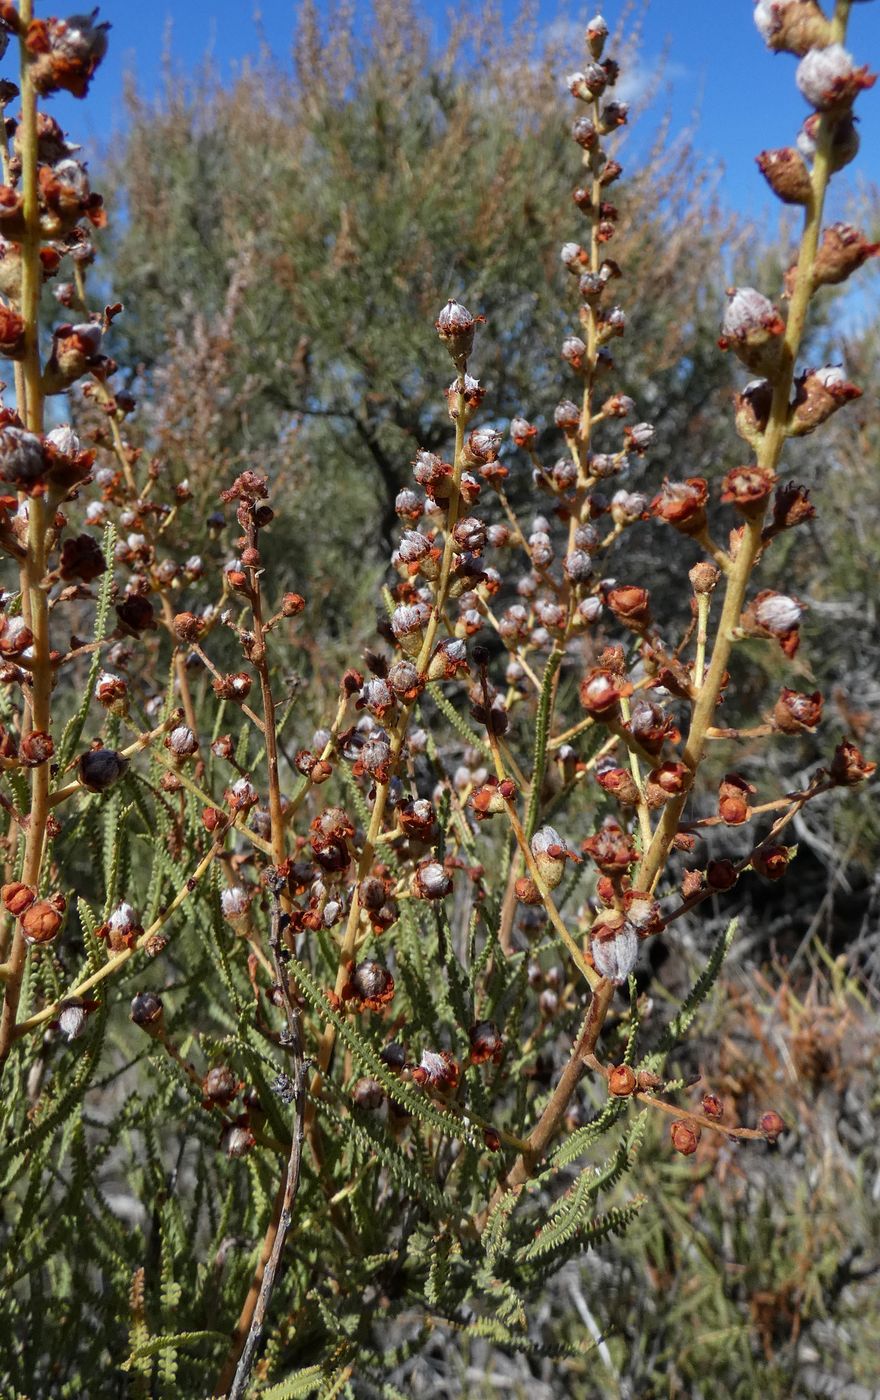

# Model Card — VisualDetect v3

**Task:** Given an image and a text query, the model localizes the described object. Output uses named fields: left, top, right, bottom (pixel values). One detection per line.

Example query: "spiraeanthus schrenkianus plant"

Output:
left=0, top=2, right=877, bottom=1396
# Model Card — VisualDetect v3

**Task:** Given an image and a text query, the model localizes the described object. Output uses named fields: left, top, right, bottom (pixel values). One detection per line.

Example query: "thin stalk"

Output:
left=246, top=523, right=287, bottom=877
left=0, top=23, right=49, bottom=1071
left=221, top=891, right=306, bottom=1398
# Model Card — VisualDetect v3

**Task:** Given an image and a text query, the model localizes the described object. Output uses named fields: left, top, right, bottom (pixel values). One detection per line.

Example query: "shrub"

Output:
left=0, top=3, right=876, bottom=1397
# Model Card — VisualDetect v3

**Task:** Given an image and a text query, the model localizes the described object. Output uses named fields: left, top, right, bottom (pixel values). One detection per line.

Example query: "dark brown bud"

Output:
left=115, top=594, right=156, bottom=635
left=79, top=746, right=128, bottom=793
left=130, top=991, right=164, bottom=1032
left=706, top=859, right=738, bottom=891
left=59, top=532, right=106, bottom=582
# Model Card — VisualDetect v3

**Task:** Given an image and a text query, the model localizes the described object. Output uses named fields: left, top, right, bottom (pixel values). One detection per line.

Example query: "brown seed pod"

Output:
left=21, top=895, right=65, bottom=945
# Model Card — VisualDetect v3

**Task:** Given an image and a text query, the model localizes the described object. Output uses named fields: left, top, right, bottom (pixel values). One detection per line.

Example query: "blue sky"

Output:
left=19, top=1, right=880, bottom=225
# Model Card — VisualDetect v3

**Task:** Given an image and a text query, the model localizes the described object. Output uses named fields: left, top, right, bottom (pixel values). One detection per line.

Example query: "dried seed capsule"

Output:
left=585, top=13, right=609, bottom=59
left=165, top=725, right=198, bottom=759
left=203, top=1065, right=239, bottom=1106
left=130, top=991, right=164, bottom=1032
left=772, top=687, right=822, bottom=734
left=721, top=464, right=777, bottom=516
left=810, top=223, right=879, bottom=289
left=751, top=844, right=791, bottom=880
left=590, top=916, right=638, bottom=983
left=220, top=1123, right=255, bottom=1158
left=435, top=299, right=481, bottom=368
left=790, top=364, right=861, bottom=435
left=829, top=739, right=876, bottom=786
left=342, top=960, right=395, bottom=1011
left=796, top=44, right=875, bottom=111
left=718, top=287, right=785, bottom=377
left=352, top=1077, right=384, bottom=1110
left=718, top=773, right=756, bottom=826
left=0, top=426, right=47, bottom=487
left=670, top=1119, right=701, bottom=1156
left=21, top=896, right=65, bottom=945
left=57, top=998, right=90, bottom=1042
left=530, top=826, right=578, bottom=890
left=411, top=1049, right=460, bottom=1092
left=2, top=882, right=36, bottom=916
left=411, top=860, right=452, bottom=900
left=608, top=1064, right=637, bottom=1097
left=756, top=147, right=813, bottom=205
left=468, top=1021, right=503, bottom=1065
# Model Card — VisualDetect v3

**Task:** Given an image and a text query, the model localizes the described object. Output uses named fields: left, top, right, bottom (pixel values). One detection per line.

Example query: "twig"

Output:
left=221, top=885, right=306, bottom=1399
